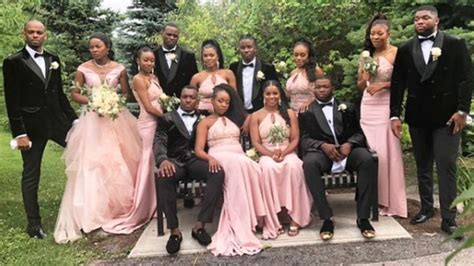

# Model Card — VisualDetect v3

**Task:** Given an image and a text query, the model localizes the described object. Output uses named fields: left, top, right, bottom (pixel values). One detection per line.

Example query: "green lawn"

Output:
left=0, top=130, right=120, bottom=265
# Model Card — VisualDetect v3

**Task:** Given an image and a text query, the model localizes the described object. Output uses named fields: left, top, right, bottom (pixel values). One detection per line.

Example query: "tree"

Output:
left=35, top=0, right=120, bottom=83
left=115, top=0, right=176, bottom=74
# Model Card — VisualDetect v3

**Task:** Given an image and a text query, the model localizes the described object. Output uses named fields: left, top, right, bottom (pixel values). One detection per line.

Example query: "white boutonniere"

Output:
left=197, top=114, right=206, bottom=122
left=256, top=70, right=265, bottom=81
left=431, top=47, right=442, bottom=61
left=50, top=61, right=59, bottom=70
left=167, top=53, right=178, bottom=63
left=338, top=103, right=347, bottom=112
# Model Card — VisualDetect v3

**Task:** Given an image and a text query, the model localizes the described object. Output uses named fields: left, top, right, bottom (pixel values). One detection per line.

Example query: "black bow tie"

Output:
left=243, top=63, right=254, bottom=68
left=419, top=36, right=435, bottom=43
left=163, top=50, right=176, bottom=54
left=320, top=102, right=333, bottom=108
left=34, top=53, right=44, bottom=58
left=182, top=112, right=195, bottom=117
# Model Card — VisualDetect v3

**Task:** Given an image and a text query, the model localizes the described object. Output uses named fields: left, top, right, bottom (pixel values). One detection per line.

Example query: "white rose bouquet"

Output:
left=159, top=93, right=181, bottom=113
left=83, top=84, right=126, bottom=120
left=268, top=122, right=289, bottom=148
left=245, top=148, right=260, bottom=162
left=360, top=50, right=378, bottom=76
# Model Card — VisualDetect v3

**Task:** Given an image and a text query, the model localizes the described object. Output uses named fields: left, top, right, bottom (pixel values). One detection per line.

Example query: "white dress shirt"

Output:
left=26, top=45, right=46, bottom=78
left=242, top=58, right=256, bottom=110
left=317, top=98, right=347, bottom=172
left=419, top=32, right=437, bottom=64
left=177, top=107, right=197, bottom=135
left=163, top=46, right=177, bottom=69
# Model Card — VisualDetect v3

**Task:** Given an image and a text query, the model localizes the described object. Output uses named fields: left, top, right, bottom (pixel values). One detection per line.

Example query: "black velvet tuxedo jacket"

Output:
left=299, top=99, right=366, bottom=156
left=153, top=110, right=200, bottom=167
left=390, top=32, right=473, bottom=128
left=3, top=48, right=77, bottom=140
left=229, top=58, right=278, bottom=111
left=154, top=45, right=198, bottom=97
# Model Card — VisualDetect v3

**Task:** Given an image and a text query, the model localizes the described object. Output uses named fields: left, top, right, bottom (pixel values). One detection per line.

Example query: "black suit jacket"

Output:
left=390, top=32, right=473, bottom=128
left=299, top=99, right=366, bottom=156
left=154, top=45, right=198, bottom=97
left=229, top=58, right=278, bottom=112
left=3, top=48, right=77, bottom=140
left=153, top=110, right=200, bottom=167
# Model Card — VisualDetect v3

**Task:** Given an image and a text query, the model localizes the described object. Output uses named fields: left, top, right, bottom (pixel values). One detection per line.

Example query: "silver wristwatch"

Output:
left=457, top=110, right=467, bottom=117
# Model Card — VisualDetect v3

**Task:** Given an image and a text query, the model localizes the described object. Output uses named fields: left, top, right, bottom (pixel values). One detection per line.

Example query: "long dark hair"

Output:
left=294, top=38, right=318, bottom=82
left=201, top=39, right=224, bottom=69
left=212, top=84, right=247, bottom=127
left=364, top=13, right=390, bottom=56
left=261, top=80, right=291, bottom=126
left=90, top=32, right=115, bottom=60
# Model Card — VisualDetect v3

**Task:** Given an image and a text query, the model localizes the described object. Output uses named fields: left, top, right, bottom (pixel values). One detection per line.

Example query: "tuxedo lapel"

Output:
left=44, top=55, right=52, bottom=90
left=311, top=103, right=333, bottom=138
left=333, top=99, right=344, bottom=136
left=157, top=48, right=170, bottom=81
left=168, top=46, right=181, bottom=84
left=171, top=110, right=191, bottom=139
left=21, top=49, right=45, bottom=82
left=411, top=37, right=426, bottom=76
left=421, top=32, right=444, bottom=82
left=236, top=62, right=244, bottom=99
left=252, top=59, right=262, bottom=100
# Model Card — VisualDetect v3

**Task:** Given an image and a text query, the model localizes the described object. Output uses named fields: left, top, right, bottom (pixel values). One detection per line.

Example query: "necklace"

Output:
left=93, top=59, right=110, bottom=68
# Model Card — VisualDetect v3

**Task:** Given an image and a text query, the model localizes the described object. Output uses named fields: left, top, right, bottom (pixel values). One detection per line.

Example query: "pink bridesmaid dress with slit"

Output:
left=360, top=56, right=407, bottom=218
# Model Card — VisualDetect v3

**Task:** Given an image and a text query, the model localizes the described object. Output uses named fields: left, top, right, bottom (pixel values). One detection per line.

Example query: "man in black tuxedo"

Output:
left=390, top=5, right=472, bottom=236
left=154, top=85, right=224, bottom=254
left=229, top=35, right=278, bottom=113
left=3, top=20, right=77, bottom=239
left=300, top=77, right=377, bottom=241
left=154, top=23, right=198, bottom=97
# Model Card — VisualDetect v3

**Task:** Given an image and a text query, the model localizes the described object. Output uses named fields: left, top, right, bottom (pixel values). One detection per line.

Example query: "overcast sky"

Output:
left=101, top=0, right=132, bottom=12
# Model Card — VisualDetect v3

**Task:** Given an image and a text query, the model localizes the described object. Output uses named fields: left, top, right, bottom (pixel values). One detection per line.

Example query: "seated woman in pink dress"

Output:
left=54, top=33, right=143, bottom=243
left=357, top=14, right=407, bottom=218
left=286, top=38, right=324, bottom=112
left=250, top=80, right=313, bottom=238
left=190, top=39, right=236, bottom=114
left=195, top=84, right=266, bottom=256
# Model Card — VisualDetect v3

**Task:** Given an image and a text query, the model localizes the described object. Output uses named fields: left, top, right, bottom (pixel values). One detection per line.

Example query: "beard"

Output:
left=416, top=26, right=435, bottom=37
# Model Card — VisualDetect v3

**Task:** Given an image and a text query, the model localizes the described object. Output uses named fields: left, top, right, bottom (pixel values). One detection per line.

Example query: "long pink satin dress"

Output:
left=286, top=72, right=315, bottom=112
left=206, top=117, right=265, bottom=256
left=54, top=63, right=143, bottom=243
left=258, top=113, right=313, bottom=239
left=107, top=79, right=163, bottom=232
left=198, top=74, right=227, bottom=112
left=360, top=56, right=407, bottom=218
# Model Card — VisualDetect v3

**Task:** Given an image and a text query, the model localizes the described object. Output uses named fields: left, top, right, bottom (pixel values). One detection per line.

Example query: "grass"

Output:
left=0, top=130, right=127, bottom=265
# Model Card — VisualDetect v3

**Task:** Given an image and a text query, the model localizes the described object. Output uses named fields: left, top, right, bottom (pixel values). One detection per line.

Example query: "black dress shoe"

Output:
left=166, top=234, right=182, bottom=254
left=192, top=228, right=212, bottom=246
left=410, top=209, right=434, bottom=224
left=441, top=219, right=464, bottom=240
left=26, top=225, right=47, bottom=239
left=183, top=198, right=195, bottom=208
left=319, top=219, right=334, bottom=241
left=357, top=219, right=375, bottom=239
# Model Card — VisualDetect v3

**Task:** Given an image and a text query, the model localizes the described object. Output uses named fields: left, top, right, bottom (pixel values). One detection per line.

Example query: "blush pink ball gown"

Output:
left=54, top=63, right=149, bottom=243
left=360, top=56, right=407, bottom=218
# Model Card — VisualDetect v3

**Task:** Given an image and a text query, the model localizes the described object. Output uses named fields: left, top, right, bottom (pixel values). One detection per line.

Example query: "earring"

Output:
left=278, top=99, right=282, bottom=106
left=263, top=99, right=266, bottom=105
left=151, top=68, right=154, bottom=75
left=138, top=65, right=141, bottom=72
left=216, top=61, right=220, bottom=69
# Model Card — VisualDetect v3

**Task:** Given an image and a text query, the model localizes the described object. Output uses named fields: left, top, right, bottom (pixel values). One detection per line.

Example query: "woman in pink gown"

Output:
left=250, top=80, right=313, bottom=239
left=195, top=84, right=265, bottom=256
left=357, top=14, right=407, bottom=218
left=54, top=33, right=144, bottom=243
left=190, top=39, right=236, bottom=114
left=286, top=38, right=324, bottom=112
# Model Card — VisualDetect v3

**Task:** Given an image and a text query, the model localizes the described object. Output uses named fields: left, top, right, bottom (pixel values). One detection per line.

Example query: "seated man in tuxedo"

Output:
left=299, top=76, right=377, bottom=241
left=154, top=85, right=224, bottom=254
